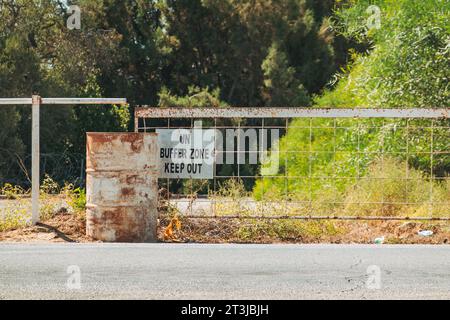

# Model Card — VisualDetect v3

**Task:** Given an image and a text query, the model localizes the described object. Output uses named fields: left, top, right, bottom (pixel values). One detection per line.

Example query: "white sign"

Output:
left=156, top=128, right=215, bottom=179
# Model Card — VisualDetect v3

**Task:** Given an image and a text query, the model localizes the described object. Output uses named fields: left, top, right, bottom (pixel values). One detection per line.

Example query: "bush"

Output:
left=158, top=86, right=228, bottom=108
left=0, top=178, right=88, bottom=232
left=329, top=0, right=449, bottom=108
left=65, top=186, right=87, bottom=220
left=254, top=0, right=449, bottom=208
left=342, top=157, right=449, bottom=217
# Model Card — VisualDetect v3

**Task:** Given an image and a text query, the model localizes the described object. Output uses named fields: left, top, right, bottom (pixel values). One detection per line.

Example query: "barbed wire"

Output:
left=0, top=150, right=85, bottom=187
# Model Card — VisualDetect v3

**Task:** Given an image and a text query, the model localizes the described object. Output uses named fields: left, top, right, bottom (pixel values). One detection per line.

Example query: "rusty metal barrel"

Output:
left=86, top=133, right=159, bottom=242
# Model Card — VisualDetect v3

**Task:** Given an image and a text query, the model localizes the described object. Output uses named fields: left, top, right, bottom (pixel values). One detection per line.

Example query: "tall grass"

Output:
left=0, top=176, right=86, bottom=232
left=342, top=157, right=449, bottom=217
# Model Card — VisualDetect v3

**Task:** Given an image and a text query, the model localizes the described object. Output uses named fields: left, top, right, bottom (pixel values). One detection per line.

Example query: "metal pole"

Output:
left=0, top=96, right=127, bottom=226
left=134, top=107, right=449, bottom=119
left=31, top=95, right=40, bottom=224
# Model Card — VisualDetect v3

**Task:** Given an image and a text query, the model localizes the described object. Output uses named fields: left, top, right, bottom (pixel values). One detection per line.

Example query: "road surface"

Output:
left=0, top=244, right=449, bottom=299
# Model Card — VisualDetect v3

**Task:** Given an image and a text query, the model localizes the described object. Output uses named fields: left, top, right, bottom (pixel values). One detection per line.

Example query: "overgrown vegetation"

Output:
left=235, top=219, right=342, bottom=242
left=342, top=157, right=450, bottom=217
left=1, top=1, right=448, bottom=240
left=0, top=176, right=86, bottom=232
left=0, top=0, right=352, bottom=186
left=326, top=0, right=449, bottom=108
left=255, top=0, right=449, bottom=218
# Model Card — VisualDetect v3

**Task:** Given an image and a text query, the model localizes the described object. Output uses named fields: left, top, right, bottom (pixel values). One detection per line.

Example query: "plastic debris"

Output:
left=374, top=236, right=385, bottom=244
left=418, top=230, right=433, bottom=237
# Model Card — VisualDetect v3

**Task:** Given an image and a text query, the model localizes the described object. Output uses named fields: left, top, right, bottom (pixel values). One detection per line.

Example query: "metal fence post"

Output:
left=31, top=95, right=40, bottom=224
left=1, top=96, right=127, bottom=226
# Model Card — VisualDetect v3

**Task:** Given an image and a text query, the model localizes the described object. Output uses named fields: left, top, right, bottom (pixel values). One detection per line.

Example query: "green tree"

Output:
left=322, top=0, right=450, bottom=108
left=256, top=0, right=450, bottom=200
left=261, top=43, right=310, bottom=106
left=0, top=0, right=132, bottom=182
left=161, top=0, right=345, bottom=105
left=1, top=0, right=352, bottom=186
left=0, top=2, right=42, bottom=183
left=158, top=86, right=228, bottom=109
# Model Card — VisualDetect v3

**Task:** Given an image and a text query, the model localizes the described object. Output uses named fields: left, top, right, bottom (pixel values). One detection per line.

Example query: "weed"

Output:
left=0, top=183, right=28, bottom=200
left=0, top=176, right=88, bottom=232
left=64, top=184, right=86, bottom=220
left=342, top=157, right=449, bottom=217
left=235, top=219, right=343, bottom=242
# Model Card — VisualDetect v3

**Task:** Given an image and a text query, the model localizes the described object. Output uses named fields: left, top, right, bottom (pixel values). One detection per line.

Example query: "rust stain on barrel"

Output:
left=121, top=187, right=135, bottom=196
left=119, top=134, right=144, bottom=152
left=86, top=133, right=159, bottom=243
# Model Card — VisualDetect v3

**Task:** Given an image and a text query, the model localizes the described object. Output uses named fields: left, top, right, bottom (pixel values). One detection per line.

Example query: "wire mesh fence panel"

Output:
left=136, top=107, right=449, bottom=221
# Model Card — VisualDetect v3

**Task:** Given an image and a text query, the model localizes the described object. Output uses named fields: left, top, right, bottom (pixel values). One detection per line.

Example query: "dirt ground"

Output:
left=0, top=211, right=449, bottom=244
left=0, top=212, right=92, bottom=243
left=158, top=216, right=450, bottom=245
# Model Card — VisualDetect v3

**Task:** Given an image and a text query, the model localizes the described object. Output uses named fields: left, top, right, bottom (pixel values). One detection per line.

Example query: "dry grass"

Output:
left=1, top=166, right=448, bottom=244
left=0, top=178, right=89, bottom=243
left=158, top=167, right=449, bottom=244
left=0, top=210, right=91, bottom=243
left=0, top=176, right=86, bottom=232
left=342, top=157, right=449, bottom=217
left=158, top=216, right=450, bottom=244
left=1, top=207, right=449, bottom=244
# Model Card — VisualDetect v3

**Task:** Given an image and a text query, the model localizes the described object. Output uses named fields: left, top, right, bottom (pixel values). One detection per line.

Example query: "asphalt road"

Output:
left=0, top=244, right=449, bottom=300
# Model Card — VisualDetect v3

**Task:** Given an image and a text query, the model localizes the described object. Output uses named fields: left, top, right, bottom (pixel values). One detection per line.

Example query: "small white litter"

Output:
left=418, top=230, right=433, bottom=237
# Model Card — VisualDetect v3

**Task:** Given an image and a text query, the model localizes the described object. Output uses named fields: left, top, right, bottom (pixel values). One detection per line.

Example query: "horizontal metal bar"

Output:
left=164, top=198, right=450, bottom=205
left=173, top=175, right=449, bottom=179
left=136, top=107, right=449, bottom=119
left=178, top=215, right=450, bottom=221
left=0, top=98, right=32, bottom=105
left=140, top=126, right=450, bottom=130
left=41, top=98, right=127, bottom=105
left=184, top=151, right=450, bottom=155
left=0, top=98, right=127, bottom=105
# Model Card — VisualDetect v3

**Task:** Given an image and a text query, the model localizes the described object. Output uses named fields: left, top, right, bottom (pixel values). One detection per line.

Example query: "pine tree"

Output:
left=261, top=43, right=310, bottom=107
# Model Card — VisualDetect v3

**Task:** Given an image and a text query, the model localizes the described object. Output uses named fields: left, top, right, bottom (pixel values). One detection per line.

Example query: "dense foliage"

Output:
left=0, top=0, right=351, bottom=185
left=1, top=0, right=448, bottom=207
left=255, top=0, right=449, bottom=216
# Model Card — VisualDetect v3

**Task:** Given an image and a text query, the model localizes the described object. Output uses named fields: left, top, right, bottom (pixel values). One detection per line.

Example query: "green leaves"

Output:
left=330, top=0, right=449, bottom=109
left=256, top=0, right=449, bottom=212
left=261, top=43, right=310, bottom=107
left=158, top=86, right=228, bottom=108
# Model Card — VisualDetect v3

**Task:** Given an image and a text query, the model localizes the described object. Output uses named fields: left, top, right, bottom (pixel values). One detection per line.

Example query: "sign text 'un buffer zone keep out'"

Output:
left=156, top=124, right=215, bottom=179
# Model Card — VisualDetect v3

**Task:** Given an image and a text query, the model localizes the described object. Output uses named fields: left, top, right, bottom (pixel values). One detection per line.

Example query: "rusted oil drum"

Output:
left=86, top=133, right=159, bottom=242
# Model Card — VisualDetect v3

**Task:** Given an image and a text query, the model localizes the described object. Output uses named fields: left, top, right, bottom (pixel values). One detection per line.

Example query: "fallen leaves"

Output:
left=163, top=216, right=182, bottom=241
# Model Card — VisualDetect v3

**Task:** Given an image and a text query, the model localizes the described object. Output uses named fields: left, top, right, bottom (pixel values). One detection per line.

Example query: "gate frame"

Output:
left=135, top=107, right=449, bottom=221
left=0, top=96, right=127, bottom=224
